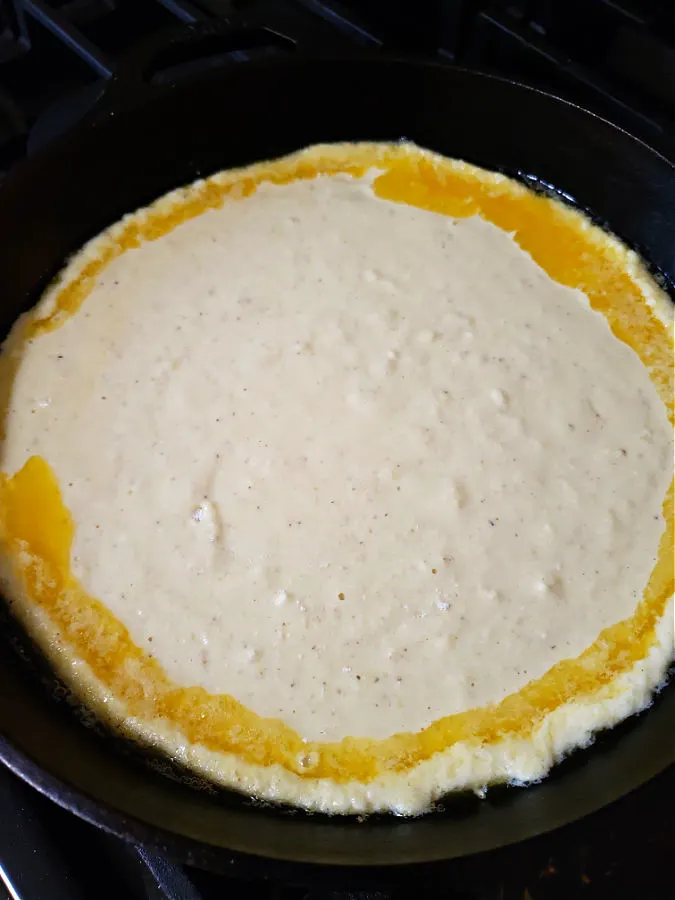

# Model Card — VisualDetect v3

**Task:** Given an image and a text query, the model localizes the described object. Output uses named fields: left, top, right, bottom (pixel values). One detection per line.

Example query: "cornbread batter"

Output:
left=0, top=143, right=672, bottom=813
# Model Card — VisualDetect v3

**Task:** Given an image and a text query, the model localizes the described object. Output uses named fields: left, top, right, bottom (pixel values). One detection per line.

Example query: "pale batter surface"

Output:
left=2, top=172, right=671, bottom=745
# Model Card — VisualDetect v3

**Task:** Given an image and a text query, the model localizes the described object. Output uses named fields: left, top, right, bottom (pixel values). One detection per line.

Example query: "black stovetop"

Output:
left=0, top=2, right=673, bottom=898
left=0, top=0, right=673, bottom=168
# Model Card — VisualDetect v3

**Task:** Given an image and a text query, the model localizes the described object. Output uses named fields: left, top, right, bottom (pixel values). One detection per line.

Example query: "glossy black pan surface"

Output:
left=0, top=55, right=673, bottom=871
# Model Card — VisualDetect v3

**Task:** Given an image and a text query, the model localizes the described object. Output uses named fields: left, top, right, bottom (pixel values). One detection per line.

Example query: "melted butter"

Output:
left=0, top=143, right=673, bottom=785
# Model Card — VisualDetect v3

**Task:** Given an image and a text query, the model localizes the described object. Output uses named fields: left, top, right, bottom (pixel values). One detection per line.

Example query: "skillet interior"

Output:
left=0, top=56, right=673, bottom=870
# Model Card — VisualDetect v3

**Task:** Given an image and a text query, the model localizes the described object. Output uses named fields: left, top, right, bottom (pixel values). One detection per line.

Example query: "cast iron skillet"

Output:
left=0, top=24, right=673, bottom=876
